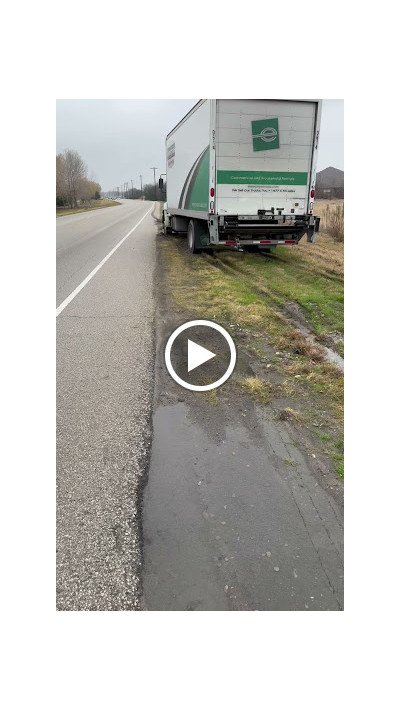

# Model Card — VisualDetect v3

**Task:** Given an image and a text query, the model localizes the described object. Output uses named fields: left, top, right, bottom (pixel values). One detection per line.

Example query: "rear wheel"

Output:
left=187, top=219, right=208, bottom=254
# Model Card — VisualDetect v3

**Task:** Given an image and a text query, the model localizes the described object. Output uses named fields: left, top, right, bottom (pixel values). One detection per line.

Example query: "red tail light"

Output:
left=310, top=189, right=315, bottom=198
left=210, top=187, right=214, bottom=197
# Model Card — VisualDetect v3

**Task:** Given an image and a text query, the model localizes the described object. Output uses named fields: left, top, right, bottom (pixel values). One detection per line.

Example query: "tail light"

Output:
left=310, top=189, right=315, bottom=198
left=210, top=187, right=215, bottom=197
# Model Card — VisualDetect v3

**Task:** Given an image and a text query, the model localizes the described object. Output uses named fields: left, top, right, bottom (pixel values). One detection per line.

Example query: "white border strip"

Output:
left=56, top=202, right=154, bottom=317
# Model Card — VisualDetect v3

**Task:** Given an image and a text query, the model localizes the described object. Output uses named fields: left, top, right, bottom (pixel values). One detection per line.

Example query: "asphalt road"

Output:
left=56, top=200, right=157, bottom=610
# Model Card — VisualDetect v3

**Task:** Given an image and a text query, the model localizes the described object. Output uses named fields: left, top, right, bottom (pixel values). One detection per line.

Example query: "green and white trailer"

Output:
left=161, top=99, right=321, bottom=254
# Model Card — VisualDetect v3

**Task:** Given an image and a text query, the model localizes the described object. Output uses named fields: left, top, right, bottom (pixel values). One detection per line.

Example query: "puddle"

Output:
left=284, top=302, right=344, bottom=372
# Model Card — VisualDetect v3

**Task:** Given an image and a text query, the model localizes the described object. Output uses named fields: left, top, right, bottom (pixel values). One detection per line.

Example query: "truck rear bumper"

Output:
left=216, top=214, right=319, bottom=245
left=220, top=238, right=297, bottom=246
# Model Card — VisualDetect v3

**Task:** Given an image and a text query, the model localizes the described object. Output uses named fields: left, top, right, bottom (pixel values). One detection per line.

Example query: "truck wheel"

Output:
left=187, top=220, right=203, bottom=254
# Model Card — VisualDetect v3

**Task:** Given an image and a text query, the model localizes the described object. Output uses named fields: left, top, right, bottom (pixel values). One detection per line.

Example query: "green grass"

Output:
left=212, top=242, right=344, bottom=337
left=163, top=236, right=343, bottom=420
left=56, top=199, right=120, bottom=217
left=335, top=461, right=344, bottom=478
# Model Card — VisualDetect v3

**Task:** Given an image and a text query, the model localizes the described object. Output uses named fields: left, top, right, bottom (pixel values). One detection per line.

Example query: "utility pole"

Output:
left=131, top=179, right=134, bottom=199
left=150, top=167, right=157, bottom=201
left=139, top=174, right=143, bottom=199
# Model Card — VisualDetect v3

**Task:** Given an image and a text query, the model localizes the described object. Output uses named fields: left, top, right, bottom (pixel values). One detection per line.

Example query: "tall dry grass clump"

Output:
left=322, top=203, right=344, bottom=242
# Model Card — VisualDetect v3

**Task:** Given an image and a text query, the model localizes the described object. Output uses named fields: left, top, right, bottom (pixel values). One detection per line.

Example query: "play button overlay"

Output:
left=187, top=339, right=216, bottom=372
left=165, top=319, right=236, bottom=391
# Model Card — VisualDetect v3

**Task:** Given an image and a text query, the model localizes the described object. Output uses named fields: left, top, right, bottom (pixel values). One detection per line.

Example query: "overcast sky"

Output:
left=56, top=99, right=343, bottom=192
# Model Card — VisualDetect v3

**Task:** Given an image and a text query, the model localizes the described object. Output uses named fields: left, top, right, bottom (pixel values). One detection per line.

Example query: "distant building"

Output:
left=315, top=166, right=344, bottom=199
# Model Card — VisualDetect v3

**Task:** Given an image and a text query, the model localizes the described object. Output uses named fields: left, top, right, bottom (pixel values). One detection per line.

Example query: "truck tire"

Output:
left=187, top=219, right=205, bottom=254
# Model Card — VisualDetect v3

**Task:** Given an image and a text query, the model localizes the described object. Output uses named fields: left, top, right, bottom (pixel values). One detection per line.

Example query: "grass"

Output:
left=317, top=200, right=344, bottom=242
left=161, top=221, right=343, bottom=398
left=207, top=234, right=344, bottom=340
left=56, top=199, right=120, bottom=217
left=240, top=376, right=276, bottom=403
left=161, top=228, right=343, bottom=419
left=335, top=462, right=344, bottom=478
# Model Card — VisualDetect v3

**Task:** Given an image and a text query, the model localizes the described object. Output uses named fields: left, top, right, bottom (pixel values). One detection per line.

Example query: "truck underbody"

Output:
left=164, top=210, right=320, bottom=252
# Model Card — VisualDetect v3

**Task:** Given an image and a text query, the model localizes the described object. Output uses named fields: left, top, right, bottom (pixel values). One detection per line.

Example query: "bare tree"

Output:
left=62, top=149, right=87, bottom=207
left=56, top=150, right=101, bottom=208
left=56, top=154, right=68, bottom=206
left=79, top=179, right=102, bottom=204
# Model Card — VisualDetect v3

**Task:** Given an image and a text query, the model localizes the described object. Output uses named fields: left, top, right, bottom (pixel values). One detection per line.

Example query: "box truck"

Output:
left=160, top=99, right=321, bottom=254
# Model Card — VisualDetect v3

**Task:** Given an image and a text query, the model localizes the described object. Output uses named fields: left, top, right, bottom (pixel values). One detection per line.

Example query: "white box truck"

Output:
left=161, top=99, right=321, bottom=254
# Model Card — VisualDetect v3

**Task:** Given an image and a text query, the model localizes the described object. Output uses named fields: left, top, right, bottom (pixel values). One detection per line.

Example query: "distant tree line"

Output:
left=143, top=183, right=165, bottom=201
left=56, top=149, right=101, bottom=207
left=107, top=183, right=165, bottom=201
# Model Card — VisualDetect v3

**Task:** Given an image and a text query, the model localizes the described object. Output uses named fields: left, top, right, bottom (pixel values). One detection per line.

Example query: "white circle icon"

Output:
left=165, top=320, right=237, bottom=392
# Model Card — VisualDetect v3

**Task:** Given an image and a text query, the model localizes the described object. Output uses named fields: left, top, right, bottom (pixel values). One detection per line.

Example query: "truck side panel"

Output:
left=215, top=100, right=318, bottom=216
left=166, top=100, right=211, bottom=215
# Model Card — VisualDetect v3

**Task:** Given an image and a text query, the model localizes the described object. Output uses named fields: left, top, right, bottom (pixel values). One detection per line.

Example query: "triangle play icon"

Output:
left=187, top=339, right=216, bottom=372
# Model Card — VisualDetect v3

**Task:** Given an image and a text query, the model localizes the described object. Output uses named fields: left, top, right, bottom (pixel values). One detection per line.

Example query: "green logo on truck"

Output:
left=251, top=118, right=279, bottom=151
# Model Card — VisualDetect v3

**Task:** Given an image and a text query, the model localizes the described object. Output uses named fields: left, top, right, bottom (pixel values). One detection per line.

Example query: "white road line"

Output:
left=56, top=202, right=154, bottom=317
